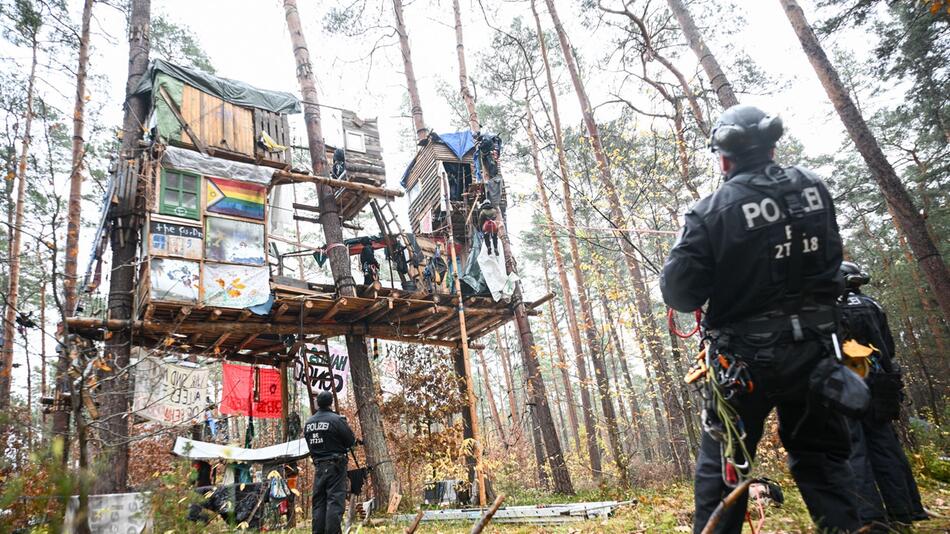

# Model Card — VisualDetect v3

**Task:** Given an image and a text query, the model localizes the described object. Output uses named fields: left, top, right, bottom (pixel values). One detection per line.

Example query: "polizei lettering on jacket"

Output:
left=740, top=186, right=825, bottom=230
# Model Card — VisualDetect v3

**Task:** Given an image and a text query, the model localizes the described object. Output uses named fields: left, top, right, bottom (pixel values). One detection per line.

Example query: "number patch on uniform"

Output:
left=774, top=236, right=820, bottom=258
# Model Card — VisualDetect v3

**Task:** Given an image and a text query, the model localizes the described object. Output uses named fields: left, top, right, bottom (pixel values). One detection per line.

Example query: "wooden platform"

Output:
left=67, top=276, right=550, bottom=362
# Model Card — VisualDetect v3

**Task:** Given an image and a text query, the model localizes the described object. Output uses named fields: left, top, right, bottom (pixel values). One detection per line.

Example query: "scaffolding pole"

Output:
left=440, top=171, right=486, bottom=506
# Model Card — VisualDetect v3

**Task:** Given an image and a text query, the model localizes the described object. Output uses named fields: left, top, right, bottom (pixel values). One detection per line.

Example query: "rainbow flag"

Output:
left=206, top=177, right=265, bottom=220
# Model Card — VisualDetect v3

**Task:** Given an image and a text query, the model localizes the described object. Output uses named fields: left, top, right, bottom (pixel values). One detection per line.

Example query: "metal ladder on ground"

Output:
left=369, top=199, right=420, bottom=289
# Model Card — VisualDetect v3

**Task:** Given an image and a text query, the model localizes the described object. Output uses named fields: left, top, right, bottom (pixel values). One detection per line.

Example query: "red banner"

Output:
left=220, top=362, right=282, bottom=419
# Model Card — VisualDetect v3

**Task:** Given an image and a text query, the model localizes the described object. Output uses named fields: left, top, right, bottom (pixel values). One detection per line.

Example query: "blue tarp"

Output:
left=400, top=131, right=476, bottom=187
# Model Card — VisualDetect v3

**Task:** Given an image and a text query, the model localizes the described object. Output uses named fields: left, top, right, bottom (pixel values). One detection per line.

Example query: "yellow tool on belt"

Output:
left=841, top=339, right=877, bottom=378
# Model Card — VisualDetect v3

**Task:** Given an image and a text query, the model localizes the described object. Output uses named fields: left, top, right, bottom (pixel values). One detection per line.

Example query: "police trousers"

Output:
left=693, top=337, right=860, bottom=534
left=848, top=415, right=926, bottom=527
left=312, top=457, right=348, bottom=534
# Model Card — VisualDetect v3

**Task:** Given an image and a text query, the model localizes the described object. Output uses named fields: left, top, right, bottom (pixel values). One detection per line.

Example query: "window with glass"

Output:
left=159, top=169, right=200, bottom=220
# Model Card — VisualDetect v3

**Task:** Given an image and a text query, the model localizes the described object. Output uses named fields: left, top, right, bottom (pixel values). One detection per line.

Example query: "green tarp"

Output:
left=134, top=59, right=301, bottom=115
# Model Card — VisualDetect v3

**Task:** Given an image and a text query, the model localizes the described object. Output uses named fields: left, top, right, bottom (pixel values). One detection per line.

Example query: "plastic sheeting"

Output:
left=134, top=59, right=301, bottom=114
left=172, top=436, right=309, bottom=462
left=162, top=145, right=274, bottom=185
left=476, top=239, right=518, bottom=302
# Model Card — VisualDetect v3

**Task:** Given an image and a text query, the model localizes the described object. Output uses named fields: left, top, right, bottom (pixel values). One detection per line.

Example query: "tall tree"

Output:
left=664, top=0, right=739, bottom=108
left=530, top=0, right=605, bottom=480
left=93, top=0, right=151, bottom=494
left=779, top=0, right=950, bottom=323
left=0, top=0, right=40, bottom=412
left=544, top=0, right=692, bottom=476
left=392, top=0, right=427, bottom=141
left=281, top=0, right=397, bottom=506
left=54, top=0, right=94, bottom=457
left=452, top=0, right=573, bottom=494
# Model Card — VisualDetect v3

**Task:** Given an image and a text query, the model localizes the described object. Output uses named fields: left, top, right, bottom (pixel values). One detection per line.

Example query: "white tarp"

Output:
left=162, top=145, right=274, bottom=184
left=476, top=246, right=519, bottom=302
left=132, top=357, right=209, bottom=425
left=172, top=436, right=310, bottom=462
left=63, top=492, right=152, bottom=534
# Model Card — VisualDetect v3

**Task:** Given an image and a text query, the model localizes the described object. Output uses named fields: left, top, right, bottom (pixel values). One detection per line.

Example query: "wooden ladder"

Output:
left=370, top=199, right=420, bottom=289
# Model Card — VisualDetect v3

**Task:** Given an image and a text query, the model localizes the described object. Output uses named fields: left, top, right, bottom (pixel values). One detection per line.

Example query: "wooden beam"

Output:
left=419, top=312, right=456, bottom=335
left=348, top=298, right=392, bottom=323
left=318, top=298, right=347, bottom=322
left=400, top=306, right=440, bottom=322
left=238, top=334, right=260, bottom=351
left=273, top=170, right=404, bottom=198
left=272, top=303, right=290, bottom=321
left=191, top=309, right=222, bottom=343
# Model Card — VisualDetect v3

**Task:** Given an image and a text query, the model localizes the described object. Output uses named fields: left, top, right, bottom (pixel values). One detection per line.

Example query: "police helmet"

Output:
left=709, top=105, right=784, bottom=159
left=840, top=261, right=870, bottom=289
left=333, top=147, right=346, bottom=163
left=317, top=390, right=334, bottom=408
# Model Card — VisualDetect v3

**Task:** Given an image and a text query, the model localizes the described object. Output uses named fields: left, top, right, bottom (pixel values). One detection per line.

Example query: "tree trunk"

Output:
left=600, top=295, right=652, bottom=459
left=495, top=329, right=521, bottom=440
left=64, top=0, right=93, bottom=317
left=0, top=35, right=38, bottom=410
left=529, top=403, right=550, bottom=489
left=530, top=0, right=605, bottom=480
left=452, top=0, right=479, bottom=132
left=54, top=0, right=94, bottom=461
left=780, top=0, right=950, bottom=323
left=93, top=0, right=150, bottom=494
left=545, top=0, right=690, bottom=477
left=282, top=0, right=395, bottom=505
left=477, top=350, right=507, bottom=449
left=541, top=251, right=580, bottom=451
left=455, top=0, right=572, bottom=494
left=665, top=0, right=739, bottom=108
left=392, top=0, right=427, bottom=141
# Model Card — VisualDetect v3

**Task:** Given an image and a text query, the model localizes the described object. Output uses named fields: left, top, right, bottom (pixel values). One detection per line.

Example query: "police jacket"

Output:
left=661, top=161, right=843, bottom=329
left=839, top=290, right=896, bottom=369
left=304, top=408, right=356, bottom=461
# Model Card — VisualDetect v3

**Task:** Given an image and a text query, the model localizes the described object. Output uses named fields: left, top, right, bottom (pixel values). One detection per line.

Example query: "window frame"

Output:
left=344, top=130, right=367, bottom=153
left=159, top=168, right=201, bottom=220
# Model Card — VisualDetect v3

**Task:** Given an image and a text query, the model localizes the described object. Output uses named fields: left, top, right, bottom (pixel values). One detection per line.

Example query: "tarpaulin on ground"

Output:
left=220, top=362, right=283, bottom=418
left=63, top=492, right=152, bottom=534
left=172, top=436, right=309, bottom=462
left=202, top=263, right=269, bottom=309
left=134, top=59, right=301, bottom=114
left=132, top=357, right=209, bottom=425
left=162, top=145, right=274, bottom=185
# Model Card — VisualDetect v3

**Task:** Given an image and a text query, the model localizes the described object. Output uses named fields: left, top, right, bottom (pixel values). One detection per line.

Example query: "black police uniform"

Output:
left=662, top=159, right=859, bottom=533
left=304, top=407, right=356, bottom=534
left=840, top=289, right=926, bottom=526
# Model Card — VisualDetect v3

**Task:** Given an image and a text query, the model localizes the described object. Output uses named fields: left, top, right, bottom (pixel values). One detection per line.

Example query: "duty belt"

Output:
left=718, top=308, right=837, bottom=341
left=313, top=454, right=346, bottom=465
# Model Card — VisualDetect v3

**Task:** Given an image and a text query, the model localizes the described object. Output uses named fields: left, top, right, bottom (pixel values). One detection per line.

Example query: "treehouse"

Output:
left=69, top=62, right=546, bottom=364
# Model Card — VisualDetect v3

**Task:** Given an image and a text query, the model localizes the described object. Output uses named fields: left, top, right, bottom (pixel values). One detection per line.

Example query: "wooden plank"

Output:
left=318, top=298, right=347, bottom=322
left=238, top=334, right=260, bottom=351
left=348, top=298, right=391, bottom=323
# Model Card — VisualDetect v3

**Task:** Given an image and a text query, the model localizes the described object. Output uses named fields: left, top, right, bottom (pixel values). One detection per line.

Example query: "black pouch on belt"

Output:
left=808, top=356, right=870, bottom=418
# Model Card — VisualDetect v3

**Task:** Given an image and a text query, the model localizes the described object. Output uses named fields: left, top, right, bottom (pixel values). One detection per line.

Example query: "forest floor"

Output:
left=352, top=472, right=950, bottom=533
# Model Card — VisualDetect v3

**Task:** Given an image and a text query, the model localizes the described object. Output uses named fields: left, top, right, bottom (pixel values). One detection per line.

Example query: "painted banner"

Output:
left=293, top=343, right=349, bottom=397
left=132, top=357, right=209, bottom=425
left=220, top=362, right=282, bottom=418
left=63, top=492, right=152, bottom=534
left=202, top=263, right=270, bottom=309
left=149, top=257, right=200, bottom=303
left=149, top=219, right=203, bottom=259
left=205, top=216, right=265, bottom=265
left=206, top=177, right=266, bottom=220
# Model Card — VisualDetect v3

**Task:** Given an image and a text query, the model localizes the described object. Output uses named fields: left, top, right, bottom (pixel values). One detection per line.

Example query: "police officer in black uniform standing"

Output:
left=304, top=390, right=356, bottom=534
left=661, top=104, right=859, bottom=533
left=839, top=261, right=927, bottom=530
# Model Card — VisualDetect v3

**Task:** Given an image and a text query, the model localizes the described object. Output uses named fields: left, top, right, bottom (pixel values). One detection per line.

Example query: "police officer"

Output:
left=839, top=261, right=927, bottom=530
left=661, top=104, right=859, bottom=533
left=304, top=390, right=356, bottom=534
